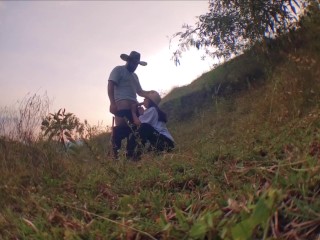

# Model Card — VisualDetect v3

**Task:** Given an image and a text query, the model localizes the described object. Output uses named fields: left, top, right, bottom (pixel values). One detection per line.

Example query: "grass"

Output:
left=1, top=6, right=320, bottom=240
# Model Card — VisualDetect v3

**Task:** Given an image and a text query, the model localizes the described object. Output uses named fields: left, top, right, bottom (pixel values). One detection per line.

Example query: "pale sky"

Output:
left=0, top=0, right=214, bottom=125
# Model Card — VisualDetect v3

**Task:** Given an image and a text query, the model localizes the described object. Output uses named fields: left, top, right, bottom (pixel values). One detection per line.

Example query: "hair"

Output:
left=148, top=101, right=167, bottom=123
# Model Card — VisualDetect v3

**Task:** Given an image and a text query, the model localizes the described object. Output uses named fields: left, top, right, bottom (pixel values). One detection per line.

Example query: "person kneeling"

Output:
left=131, top=91, right=174, bottom=154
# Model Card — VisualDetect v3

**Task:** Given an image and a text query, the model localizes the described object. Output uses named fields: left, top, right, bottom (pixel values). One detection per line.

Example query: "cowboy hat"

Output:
left=146, top=90, right=161, bottom=105
left=120, top=51, right=147, bottom=66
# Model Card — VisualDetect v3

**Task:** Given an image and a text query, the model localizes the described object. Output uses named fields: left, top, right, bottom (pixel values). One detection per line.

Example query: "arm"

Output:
left=131, top=104, right=141, bottom=125
left=137, top=106, right=144, bottom=116
left=108, top=80, right=117, bottom=114
left=137, top=89, right=152, bottom=98
left=139, top=107, right=158, bottom=126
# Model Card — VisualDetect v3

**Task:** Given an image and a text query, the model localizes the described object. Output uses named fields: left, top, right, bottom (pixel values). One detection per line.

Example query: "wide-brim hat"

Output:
left=146, top=90, right=161, bottom=106
left=120, top=51, right=147, bottom=66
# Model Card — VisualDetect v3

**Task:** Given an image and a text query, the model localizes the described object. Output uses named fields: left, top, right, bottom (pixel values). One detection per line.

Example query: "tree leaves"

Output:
left=41, top=108, right=84, bottom=150
left=172, top=0, right=305, bottom=62
left=231, top=188, right=282, bottom=240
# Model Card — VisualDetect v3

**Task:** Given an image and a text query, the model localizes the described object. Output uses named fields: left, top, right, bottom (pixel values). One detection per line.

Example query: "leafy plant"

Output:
left=231, top=188, right=282, bottom=240
left=41, top=108, right=84, bottom=150
left=171, top=0, right=311, bottom=62
left=1, top=5, right=320, bottom=240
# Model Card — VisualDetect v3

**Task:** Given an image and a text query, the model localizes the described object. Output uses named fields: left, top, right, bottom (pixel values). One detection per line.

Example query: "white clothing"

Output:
left=108, top=65, right=142, bottom=102
left=139, top=107, right=174, bottom=142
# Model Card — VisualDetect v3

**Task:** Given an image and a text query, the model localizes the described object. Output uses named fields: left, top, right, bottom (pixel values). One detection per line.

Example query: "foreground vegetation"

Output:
left=1, top=6, right=320, bottom=240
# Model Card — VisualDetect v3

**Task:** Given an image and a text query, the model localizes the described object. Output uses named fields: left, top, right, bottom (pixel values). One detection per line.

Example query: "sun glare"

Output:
left=137, top=47, right=216, bottom=101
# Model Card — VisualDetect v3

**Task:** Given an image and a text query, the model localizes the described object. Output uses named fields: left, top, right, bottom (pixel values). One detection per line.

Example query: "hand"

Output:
left=109, top=103, right=117, bottom=114
left=133, top=119, right=141, bottom=126
left=137, top=106, right=144, bottom=116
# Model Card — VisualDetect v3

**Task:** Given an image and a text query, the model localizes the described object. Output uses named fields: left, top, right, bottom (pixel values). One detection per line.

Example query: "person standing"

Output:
left=108, top=51, right=150, bottom=159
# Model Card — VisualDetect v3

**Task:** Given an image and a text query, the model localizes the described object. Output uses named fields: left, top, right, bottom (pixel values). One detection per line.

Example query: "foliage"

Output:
left=41, top=108, right=84, bottom=150
left=171, top=0, right=313, bottom=63
left=164, top=3, right=320, bottom=121
left=1, top=7, right=320, bottom=240
left=0, top=92, right=49, bottom=143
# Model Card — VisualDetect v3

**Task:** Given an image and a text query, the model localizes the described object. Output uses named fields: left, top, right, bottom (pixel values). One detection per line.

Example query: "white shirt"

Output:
left=139, top=107, right=174, bottom=142
left=108, top=65, right=142, bottom=102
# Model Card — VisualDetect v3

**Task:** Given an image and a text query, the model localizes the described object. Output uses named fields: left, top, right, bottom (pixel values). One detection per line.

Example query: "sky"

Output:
left=0, top=0, right=215, bottom=126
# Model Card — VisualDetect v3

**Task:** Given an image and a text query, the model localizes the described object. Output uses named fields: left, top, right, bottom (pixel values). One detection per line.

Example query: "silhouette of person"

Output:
left=131, top=91, right=175, bottom=155
left=108, top=51, right=151, bottom=159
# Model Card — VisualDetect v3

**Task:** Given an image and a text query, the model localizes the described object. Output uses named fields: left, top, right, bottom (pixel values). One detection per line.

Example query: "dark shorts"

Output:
left=115, top=109, right=133, bottom=123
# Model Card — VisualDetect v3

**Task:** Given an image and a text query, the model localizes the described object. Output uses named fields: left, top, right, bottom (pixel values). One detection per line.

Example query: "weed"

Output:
left=1, top=8, right=320, bottom=239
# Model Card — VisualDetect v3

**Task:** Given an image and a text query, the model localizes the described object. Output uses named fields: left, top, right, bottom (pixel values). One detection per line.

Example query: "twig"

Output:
left=290, top=165, right=320, bottom=172
left=224, top=171, right=230, bottom=185
left=21, top=218, right=39, bottom=233
left=47, top=200, right=157, bottom=240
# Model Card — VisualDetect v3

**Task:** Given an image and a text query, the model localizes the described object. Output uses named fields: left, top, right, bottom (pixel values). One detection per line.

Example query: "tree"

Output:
left=172, top=0, right=310, bottom=63
left=41, top=108, right=84, bottom=150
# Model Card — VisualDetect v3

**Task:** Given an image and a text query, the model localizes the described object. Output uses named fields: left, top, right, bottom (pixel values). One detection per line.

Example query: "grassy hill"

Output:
left=1, top=6, right=320, bottom=240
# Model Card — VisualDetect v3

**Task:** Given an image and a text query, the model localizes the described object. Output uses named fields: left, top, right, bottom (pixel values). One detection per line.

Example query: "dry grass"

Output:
left=1, top=7, right=320, bottom=240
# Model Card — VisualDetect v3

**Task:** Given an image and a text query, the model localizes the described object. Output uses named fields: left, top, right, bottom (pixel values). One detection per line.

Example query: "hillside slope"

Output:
left=1, top=5, right=320, bottom=240
left=161, top=9, right=320, bottom=123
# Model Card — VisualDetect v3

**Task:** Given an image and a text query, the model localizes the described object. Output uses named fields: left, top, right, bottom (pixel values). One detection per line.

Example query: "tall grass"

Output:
left=0, top=93, right=50, bottom=143
left=1, top=6, right=320, bottom=240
